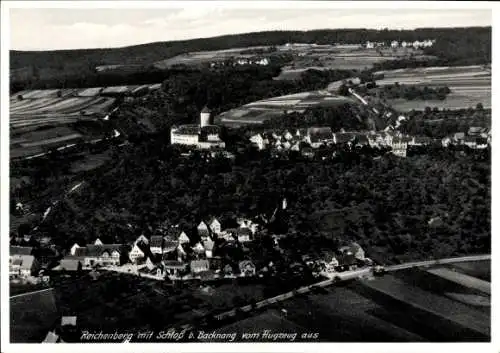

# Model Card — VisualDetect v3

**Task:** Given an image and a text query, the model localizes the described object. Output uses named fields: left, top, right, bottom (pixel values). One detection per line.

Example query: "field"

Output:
left=10, top=288, right=60, bottom=343
left=215, top=90, right=355, bottom=127
left=373, top=65, right=491, bottom=111
left=9, top=84, right=161, bottom=160
left=153, top=46, right=273, bottom=69
left=216, top=260, right=490, bottom=342
left=276, top=46, right=435, bottom=80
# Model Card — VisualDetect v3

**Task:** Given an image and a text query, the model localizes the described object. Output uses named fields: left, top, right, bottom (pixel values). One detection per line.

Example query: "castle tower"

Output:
left=200, top=106, right=212, bottom=127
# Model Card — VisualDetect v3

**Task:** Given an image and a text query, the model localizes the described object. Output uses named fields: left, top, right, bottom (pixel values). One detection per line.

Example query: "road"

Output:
left=386, top=254, right=490, bottom=272
left=203, top=254, right=490, bottom=326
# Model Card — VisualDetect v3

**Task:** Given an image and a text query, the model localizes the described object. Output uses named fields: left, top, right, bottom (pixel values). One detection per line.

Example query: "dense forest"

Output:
left=29, top=138, right=490, bottom=264
left=10, top=26, right=490, bottom=92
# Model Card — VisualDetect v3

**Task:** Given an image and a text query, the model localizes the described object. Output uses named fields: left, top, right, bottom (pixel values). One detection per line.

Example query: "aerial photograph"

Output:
left=3, top=2, right=492, bottom=349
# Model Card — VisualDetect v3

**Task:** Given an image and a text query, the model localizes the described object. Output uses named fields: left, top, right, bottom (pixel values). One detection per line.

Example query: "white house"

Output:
left=391, top=137, right=408, bottom=158
left=70, top=243, right=81, bottom=256
left=129, top=244, right=145, bottom=263
left=249, top=133, right=266, bottom=150
left=366, top=41, right=375, bottom=49
left=401, top=41, right=408, bottom=48
left=197, top=221, right=210, bottom=239
left=178, top=231, right=190, bottom=245
left=283, top=130, right=294, bottom=141
left=391, top=40, right=399, bottom=48
left=208, top=218, right=221, bottom=235
left=94, top=238, right=103, bottom=245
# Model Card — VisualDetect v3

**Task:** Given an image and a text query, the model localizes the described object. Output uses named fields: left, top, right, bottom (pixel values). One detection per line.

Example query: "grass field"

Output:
left=372, top=66, right=491, bottom=111
left=215, top=90, right=354, bottom=127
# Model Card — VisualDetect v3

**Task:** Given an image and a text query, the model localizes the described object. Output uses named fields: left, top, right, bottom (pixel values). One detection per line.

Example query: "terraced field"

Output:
left=215, top=90, right=355, bottom=127
left=9, top=84, right=161, bottom=159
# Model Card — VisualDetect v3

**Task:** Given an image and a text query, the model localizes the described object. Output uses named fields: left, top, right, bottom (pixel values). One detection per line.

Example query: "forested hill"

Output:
left=11, top=27, right=491, bottom=71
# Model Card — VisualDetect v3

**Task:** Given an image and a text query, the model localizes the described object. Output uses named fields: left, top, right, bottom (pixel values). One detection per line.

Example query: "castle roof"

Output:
left=201, top=106, right=211, bottom=113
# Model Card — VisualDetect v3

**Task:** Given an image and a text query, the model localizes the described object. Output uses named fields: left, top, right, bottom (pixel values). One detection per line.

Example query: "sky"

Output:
left=9, top=6, right=492, bottom=51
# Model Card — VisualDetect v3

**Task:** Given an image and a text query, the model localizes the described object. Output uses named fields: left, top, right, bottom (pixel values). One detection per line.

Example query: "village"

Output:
left=10, top=211, right=372, bottom=287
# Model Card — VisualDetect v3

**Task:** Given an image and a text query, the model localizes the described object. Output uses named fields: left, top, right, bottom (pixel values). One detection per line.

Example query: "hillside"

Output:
left=10, top=27, right=491, bottom=92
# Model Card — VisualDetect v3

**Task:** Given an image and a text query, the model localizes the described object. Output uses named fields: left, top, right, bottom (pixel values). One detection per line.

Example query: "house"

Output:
left=61, top=316, right=77, bottom=327
left=197, top=221, right=210, bottom=239
left=150, top=236, right=163, bottom=254
left=441, top=136, right=452, bottom=148
left=43, top=331, right=61, bottom=343
left=335, top=132, right=356, bottom=145
left=307, top=127, right=334, bottom=148
left=401, top=41, right=408, bottom=48
left=177, top=243, right=187, bottom=261
left=191, top=260, right=210, bottom=275
left=476, top=137, right=488, bottom=149
left=134, top=234, right=149, bottom=245
left=192, top=242, right=206, bottom=255
left=239, top=260, right=256, bottom=277
left=94, top=238, right=103, bottom=246
left=283, top=130, right=294, bottom=141
left=237, top=228, right=253, bottom=243
left=9, top=255, right=40, bottom=278
left=336, top=252, right=357, bottom=271
left=208, top=217, right=222, bottom=235
left=290, top=142, right=301, bottom=151
left=391, top=137, right=408, bottom=157
left=129, top=243, right=145, bottom=263
left=163, top=260, right=188, bottom=277
left=453, top=132, right=465, bottom=143
left=464, top=136, right=477, bottom=149
left=78, top=244, right=124, bottom=268
left=468, top=127, right=487, bottom=136
left=250, top=133, right=266, bottom=150
left=53, top=257, right=83, bottom=272
left=365, top=41, right=375, bottom=49
left=391, top=40, right=399, bottom=48
left=349, top=243, right=365, bottom=261
left=70, top=243, right=81, bottom=256
left=10, top=246, right=34, bottom=256
left=162, top=239, right=178, bottom=254
left=282, top=141, right=292, bottom=150
left=203, top=238, right=215, bottom=258
left=355, top=134, right=370, bottom=147
left=220, top=230, right=236, bottom=242
left=301, top=147, right=315, bottom=159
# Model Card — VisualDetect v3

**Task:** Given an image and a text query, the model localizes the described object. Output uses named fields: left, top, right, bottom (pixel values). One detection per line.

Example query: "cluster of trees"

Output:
left=377, top=84, right=451, bottom=101
left=31, top=133, right=489, bottom=265
left=401, top=107, right=490, bottom=138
